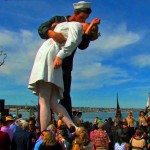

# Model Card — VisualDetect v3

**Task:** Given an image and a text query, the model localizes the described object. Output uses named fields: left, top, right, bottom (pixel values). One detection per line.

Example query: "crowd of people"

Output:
left=0, top=108, right=150, bottom=150
left=91, top=109, right=150, bottom=150
left=1, top=0, right=150, bottom=149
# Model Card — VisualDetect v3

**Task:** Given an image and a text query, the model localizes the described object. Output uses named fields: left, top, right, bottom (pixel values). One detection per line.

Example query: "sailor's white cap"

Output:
left=73, top=1, right=92, bottom=10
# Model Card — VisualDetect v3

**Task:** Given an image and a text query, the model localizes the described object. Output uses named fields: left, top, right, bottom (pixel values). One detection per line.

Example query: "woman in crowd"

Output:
left=114, top=134, right=129, bottom=150
left=38, top=130, right=62, bottom=150
left=72, top=126, right=90, bottom=150
left=126, top=111, right=136, bottom=140
left=129, top=128, right=147, bottom=150
left=138, top=111, right=148, bottom=133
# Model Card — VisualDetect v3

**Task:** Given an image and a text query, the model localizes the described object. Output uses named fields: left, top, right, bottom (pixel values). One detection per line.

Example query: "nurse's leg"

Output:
left=38, top=81, right=51, bottom=131
left=50, top=85, right=77, bottom=129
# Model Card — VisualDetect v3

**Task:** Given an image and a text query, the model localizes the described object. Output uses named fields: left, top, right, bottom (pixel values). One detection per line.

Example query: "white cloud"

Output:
left=0, top=28, right=43, bottom=85
left=72, top=62, right=131, bottom=90
left=88, top=23, right=141, bottom=54
left=131, top=54, right=150, bottom=68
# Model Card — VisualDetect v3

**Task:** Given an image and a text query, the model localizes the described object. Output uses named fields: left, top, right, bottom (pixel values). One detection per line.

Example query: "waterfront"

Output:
left=10, top=110, right=140, bottom=123
left=82, top=111, right=140, bottom=123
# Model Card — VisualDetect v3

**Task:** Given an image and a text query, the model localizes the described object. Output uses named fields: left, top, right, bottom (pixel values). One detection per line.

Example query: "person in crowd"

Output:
left=94, top=117, right=99, bottom=125
left=56, top=125, right=72, bottom=150
left=34, top=120, right=60, bottom=150
left=107, top=125, right=116, bottom=150
left=34, top=135, right=43, bottom=150
left=73, top=111, right=83, bottom=127
left=17, top=113, right=22, bottom=119
left=114, top=110, right=123, bottom=127
left=49, top=114, right=57, bottom=131
left=126, top=111, right=136, bottom=140
left=11, top=119, right=32, bottom=150
left=91, top=122, right=110, bottom=150
left=28, top=15, right=100, bottom=131
left=114, top=134, right=129, bottom=150
left=114, top=121, right=124, bottom=145
left=129, top=128, right=147, bottom=150
left=34, top=119, right=73, bottom=150
left=92, top=117, right=99, bottom=130
left=72, top=126, right=90, bottom=150
left=72, top=109, right=78, bottom=120
left=38, top=130, right=63, bottom=150
left=0, top=129, right=11, bottom=150
left=138, top=111, right=148, bottom=133
left=47, top=123, right=57, bottom=135
left=97, top=118, right=103, bottom=124
left=66, top=125, right=76, bottom=141
left=90, top=124, right=99, bottom=150
left=10, top=118, right=26, bottom=133
left=121, top=119, right=130, bottom=143
left=105, top=117, right=114, bottom=134
left=28, top=118, right=37, bottom=149
left=38, top=1, right=100, bottom=119
left=35, top=126, right=41, bottom=142
left=0, top=115, right=14, bottom=142
left=57, top=113, right=64, bottom=128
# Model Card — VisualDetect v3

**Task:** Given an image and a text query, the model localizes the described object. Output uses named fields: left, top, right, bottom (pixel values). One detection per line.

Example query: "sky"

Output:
left=0, top=0, right=150, bottom=109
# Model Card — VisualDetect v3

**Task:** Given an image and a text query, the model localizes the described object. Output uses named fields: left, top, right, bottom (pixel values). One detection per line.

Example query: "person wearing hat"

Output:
left=0, top=115, right=14, bottom=142
left=38, top=1, right=100, bottom=119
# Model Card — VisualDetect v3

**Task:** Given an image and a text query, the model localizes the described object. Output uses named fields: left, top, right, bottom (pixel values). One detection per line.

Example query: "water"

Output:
left=81, top=111, right=140, bottom=123
left=10, top=111, right=140, bottom=123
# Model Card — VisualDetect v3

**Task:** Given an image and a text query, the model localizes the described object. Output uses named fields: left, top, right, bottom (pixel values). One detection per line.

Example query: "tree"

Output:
left=0, top=50, right=7, bottom=66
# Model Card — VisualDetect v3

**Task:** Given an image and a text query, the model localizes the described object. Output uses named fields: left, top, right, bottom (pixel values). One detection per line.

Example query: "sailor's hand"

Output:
left=48, top=30, right=66, bottom=44
left=53, top=56, right=62, bottom=69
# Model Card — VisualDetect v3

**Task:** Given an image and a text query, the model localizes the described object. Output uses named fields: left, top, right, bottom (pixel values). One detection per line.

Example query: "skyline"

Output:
left=0, top=0, right=150, bottom=109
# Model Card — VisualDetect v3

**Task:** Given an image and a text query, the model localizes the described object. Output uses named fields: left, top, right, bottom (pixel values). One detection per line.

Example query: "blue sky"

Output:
left=0, top=0, right=150, bottom=109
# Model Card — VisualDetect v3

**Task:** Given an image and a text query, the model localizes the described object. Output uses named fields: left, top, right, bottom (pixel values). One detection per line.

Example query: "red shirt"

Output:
left=92, top=129, right=110, bottom=149
left=0, top=131, right=11, bottom=150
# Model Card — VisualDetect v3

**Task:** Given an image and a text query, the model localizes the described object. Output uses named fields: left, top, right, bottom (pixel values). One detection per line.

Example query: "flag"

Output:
left=117, top=92, right=120, bottom=110
left=116, top=93, right=121, bottom=115
left=146, top=93, right=150, bottom=107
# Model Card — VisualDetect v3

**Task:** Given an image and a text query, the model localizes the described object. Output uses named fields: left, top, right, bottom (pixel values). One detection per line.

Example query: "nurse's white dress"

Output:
left=28, top=22, right=83, bottom=98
